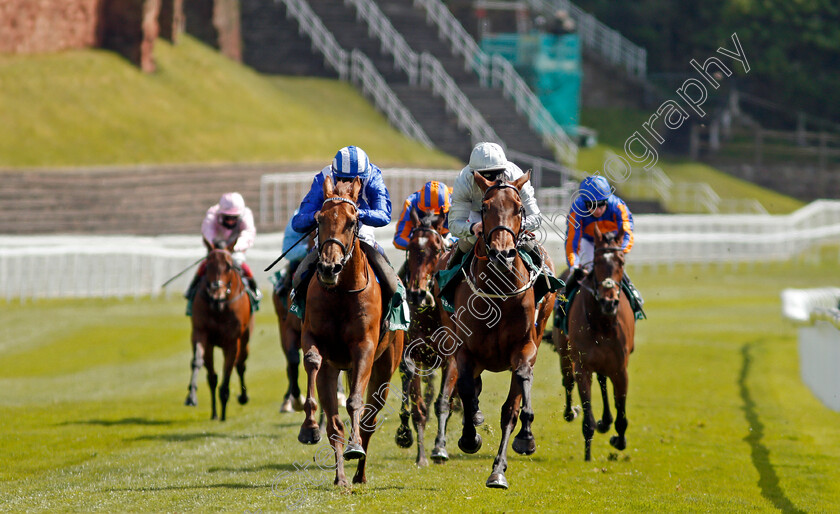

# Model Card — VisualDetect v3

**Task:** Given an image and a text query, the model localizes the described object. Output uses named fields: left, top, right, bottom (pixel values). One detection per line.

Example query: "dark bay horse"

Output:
left=449, top=171, right=556, bottom=489
left=554, top=224, right=635, bottom=461
left=297, top=175, right=405, bottom=487
left=185, top=248, right=254, bottom=421
left=395, top=208, right=476, bottom=466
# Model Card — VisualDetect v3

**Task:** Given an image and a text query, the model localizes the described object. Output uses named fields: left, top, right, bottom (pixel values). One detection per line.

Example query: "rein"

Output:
left=317, top=196, right=369, bottom=294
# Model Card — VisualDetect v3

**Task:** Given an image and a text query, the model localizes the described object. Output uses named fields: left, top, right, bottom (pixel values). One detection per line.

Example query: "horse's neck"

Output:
left=473, top=241, right=529, bottom=291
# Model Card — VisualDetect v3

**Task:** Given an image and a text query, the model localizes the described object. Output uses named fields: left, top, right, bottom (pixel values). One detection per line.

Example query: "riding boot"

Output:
left=396, top=260, right=408, bottom=284
left=291, top=250, right=319, bottom=308
left=519, top=238, right=549, bottom=274
left=445, top=246, right=465, bottom=271
left=563, top=267, right=585, bottom=301
left=247, top=276, right=262, bottom=302
left=622, top=272, right=645, bottom=316
left=360, top=240, right=399, bottom=303
left=184, top=273, right=201, bottom=300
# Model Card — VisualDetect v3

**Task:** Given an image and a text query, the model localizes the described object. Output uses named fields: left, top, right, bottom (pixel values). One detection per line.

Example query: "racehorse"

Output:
left=448, top=171, right=556, bottom=489
left=185, top=247, right=254, bottom=421
left=296, top=175, right=405, bottom=486
left=395, top=208, right=480, bottom=466
left=554, top=224, right=635, bottom=461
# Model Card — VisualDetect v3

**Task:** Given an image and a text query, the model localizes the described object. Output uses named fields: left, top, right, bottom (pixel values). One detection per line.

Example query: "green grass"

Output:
left=579, top=108, right=804, bottom=214
left=0, top=37, right=461, bottom=168
left=3, top=254, right=840, bottom=511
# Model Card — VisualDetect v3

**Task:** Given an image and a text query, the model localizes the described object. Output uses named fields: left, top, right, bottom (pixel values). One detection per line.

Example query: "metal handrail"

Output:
left=345, top=0, right=420, bottom=85
left=524, top=0, right=646, bottom=78
left=414, top=0, right=577, bottom=164
left=280, top=0, right=431, bottom=147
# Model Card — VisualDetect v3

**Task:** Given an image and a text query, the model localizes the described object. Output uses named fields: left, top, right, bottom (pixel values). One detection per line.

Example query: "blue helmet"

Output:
left=579, top=175, right=612, bottom=203
left=331, top=146, right=371, bottom=180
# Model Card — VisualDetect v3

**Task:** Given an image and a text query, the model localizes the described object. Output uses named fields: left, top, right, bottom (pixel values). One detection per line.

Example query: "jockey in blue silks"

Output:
left=290, top=146, right=399, bottom=307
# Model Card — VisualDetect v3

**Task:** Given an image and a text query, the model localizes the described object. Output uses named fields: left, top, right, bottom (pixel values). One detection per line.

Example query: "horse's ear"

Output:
left=593, top=222, right=603, bottom=245
left=473, top=171, right=492, bottom=192
left=410, top=207, right=420, bottom=226
left=615, top=225, right=625, bottom=247
left=512, top=170, right=531, bottom=191
left=323, top=174, right=335, bottom=198
left=349, top=176, right=363, bottom=201
left=432, top=213, right=446, bottom=231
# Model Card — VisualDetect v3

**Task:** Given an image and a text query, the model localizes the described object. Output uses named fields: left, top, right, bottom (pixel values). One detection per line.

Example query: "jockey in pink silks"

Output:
left=185, top=192, right=262, bottom=302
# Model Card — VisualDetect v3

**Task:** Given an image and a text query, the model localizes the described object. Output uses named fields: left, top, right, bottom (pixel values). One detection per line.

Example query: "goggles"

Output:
left=584, top=199, right=608, bottom=210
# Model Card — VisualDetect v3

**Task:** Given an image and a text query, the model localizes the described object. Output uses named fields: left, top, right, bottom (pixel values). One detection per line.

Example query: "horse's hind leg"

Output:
left=185, top=339, right=203, bottom=407
left=595, top=373, right=613, bottom=433
left=555, top=329, right=579, bottom=422
left=455, top=351, right=482, bottom=455
left=218, top=344, right=237, bottom=421
left=298, top=335, right=322, bottom=445
left=395, top=359, right=414, bottom=449
left=432, top=356, right=457, bottom=463
left=471, top=374, right=485, bottom=426
left=280, top=321, right=303, bottom=413
left=487, top=373, right=522, bottom=489
left=317, top=364, right=348, bottom=487
left=236, top=340, right=249, bottom=405
left=411, top=366, right=429, bottom=467
left=576, top=369, right=596, bottom=461
left=609, top=369, right=629, bottom=451
left=511, top=358, right=537, bottom=457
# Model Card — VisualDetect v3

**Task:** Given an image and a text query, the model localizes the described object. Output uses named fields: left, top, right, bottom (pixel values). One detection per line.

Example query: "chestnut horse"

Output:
left=185, top=248, right=254, bottom=421
left=554, top=224, right=635, bottom=461
left=395, top=208, right=479, bottom=466
left=297, top=176, right=405, bottom=487
left=449, top=171, right=556, bottom=489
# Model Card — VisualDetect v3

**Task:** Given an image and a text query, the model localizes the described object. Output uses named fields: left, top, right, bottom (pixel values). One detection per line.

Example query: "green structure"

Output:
left=481, top=33, right=582, bottom=134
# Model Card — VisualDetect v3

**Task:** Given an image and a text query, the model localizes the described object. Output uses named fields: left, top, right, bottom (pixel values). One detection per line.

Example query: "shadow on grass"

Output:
left=129, top=432, right=279, bottom=442
left=60, top=418, right=176, bottom=427
left=107, top=482, right=270, bottom=492
left=209, top=463, right=301, bottom=473
left=740, top=343, right=806, bottom=514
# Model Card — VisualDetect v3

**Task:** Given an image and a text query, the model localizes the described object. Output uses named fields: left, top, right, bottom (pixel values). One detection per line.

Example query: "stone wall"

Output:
left=99, top=0, right=160, bottom=72
left=0, top=0, right=101, bottom=54
left=184, top=0, right=241, bottom=62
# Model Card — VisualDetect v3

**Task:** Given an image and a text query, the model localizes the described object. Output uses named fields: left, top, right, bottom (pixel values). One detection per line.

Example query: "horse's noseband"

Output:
left=318, top=196, right=360, bottom=269
left=480, top=183, right=526, bottom=248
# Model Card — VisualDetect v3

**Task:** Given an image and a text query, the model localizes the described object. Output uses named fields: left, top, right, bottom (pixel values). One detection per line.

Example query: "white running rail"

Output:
left=280, top=0, right=431, bottom=148
left=525, top=0, right=647, bottom=78
left=414, top=0, right=577, bottom=164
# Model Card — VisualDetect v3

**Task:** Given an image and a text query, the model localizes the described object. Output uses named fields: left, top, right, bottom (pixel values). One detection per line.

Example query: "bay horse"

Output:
left=395, top=208, right=480, bottom=466
left=185, top=247, right=254, bottom=421
left=297, top=175, right=405, bottom=487
left=449, top=171, right=556, bottom=489
left=554, top=224, right=635, bottom=461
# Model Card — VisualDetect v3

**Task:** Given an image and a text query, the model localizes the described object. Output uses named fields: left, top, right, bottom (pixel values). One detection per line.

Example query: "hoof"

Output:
left=343, top=442, right=366, bottom=460
left=238, top=393, right=249, bottom=405
left=395, top=425, right=414, bottom=448
left=431, top=446, right=449, bottom=462
left=335, top=477, right=349, bottom=488
left=293, top=395, right=305, bottom=412
left=416, top=456, right=429, bottom=468
left=458, top=433, right=482, bottom=454
left=563, top=406, right=579, bottom=422
left=184, top=395, right=197, bottom=407
left=279, top=397, right=294, bottom=413
left=472, top=410, right=485, bottom=427
left=211, top=414, right=218, bottom=420
left=298, top=425, right=321, bottom=445
left=610, top=435, right=627, bottom=451
left=512, top=435, right=536, bottom=456
left=486, top=472, right=508, bottom=489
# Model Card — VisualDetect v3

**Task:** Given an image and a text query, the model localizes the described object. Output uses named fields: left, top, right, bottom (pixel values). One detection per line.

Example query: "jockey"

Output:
left=290, top=145, right=399, bottom=306
left=563, top=175, right=643, bottom=310
left=185, top=192, right=261, bottom=302
left=393, top=180, right=456, bottom=281
left=446, top=142, right=547, bottom=274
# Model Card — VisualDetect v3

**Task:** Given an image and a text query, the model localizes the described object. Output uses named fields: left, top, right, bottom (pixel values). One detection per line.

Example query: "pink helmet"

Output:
left=218, top=192, right=245, bottom=216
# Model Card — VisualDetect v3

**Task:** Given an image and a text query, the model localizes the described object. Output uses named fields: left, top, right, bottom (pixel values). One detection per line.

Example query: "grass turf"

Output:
left=2, top=254, right=840, bottom=511
left=0, top=37, right=460, bottom=169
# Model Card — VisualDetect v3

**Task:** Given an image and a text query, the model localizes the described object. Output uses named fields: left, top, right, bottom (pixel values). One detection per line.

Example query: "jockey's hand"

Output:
left=471, top=222, right=483, bottom=236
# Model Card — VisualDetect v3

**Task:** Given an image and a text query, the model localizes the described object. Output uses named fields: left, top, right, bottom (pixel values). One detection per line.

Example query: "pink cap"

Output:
left=218, top=192, right=245, bottom=216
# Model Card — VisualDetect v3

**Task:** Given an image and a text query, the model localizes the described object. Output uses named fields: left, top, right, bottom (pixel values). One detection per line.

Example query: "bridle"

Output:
left=317, top=196, right=360, bottom=269
left=580, top=246, right=623, bottom=303
left=405, top=223, right=447, bottom=306
left=480, top=182, right=527, bottom=250
left=203, top=249, right=247, bottom=307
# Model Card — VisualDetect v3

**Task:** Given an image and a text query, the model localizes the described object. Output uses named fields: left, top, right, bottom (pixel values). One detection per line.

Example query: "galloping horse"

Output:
left=554, top=224, right=635, bottom=460
left=449, top=171, right=556, bottom=489
left=395, top=208, right=478, bottom=466
left=297, top=176, right=404, bottom=486
left=185, top=247, right=254, bottom=421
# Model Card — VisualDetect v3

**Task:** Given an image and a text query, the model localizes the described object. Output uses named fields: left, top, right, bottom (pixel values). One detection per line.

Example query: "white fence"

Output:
left=4, top=201, right=840, bottom=301
left=781, top=288, right=840, bottom=412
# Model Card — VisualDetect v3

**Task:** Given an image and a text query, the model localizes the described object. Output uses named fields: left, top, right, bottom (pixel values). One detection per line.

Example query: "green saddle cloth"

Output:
left=554, top=281, right=646, bottom=335
left=435, top=248, right=563, bottom=314
left=290, top=275, right=409, bottom=333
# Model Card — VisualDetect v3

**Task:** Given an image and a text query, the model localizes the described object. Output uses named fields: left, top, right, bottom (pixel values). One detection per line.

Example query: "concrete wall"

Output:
left=0, top=0, right=101, bottom=53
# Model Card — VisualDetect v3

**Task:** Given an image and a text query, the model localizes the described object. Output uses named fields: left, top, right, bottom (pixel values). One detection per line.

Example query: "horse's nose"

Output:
left=407, top=289, right=424, bottom=306
left=504, top=248, right=516, bottom=260
left=317, top=262, right=342, bottom=277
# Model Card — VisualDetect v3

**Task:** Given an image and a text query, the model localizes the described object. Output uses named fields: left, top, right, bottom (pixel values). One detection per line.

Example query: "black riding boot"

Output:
left=246, top=276, right=262, bottom=301
left=184, top=273, right=201, bottom=300
left=563, top=267, right=585, bottom=301
left=396, top=260, right=408, bottom=284
left=445, top=246, right=465, bottom=271
left=622, top=272, right=645, bottom=316
left=360, top=241, right=399, bottom=303
left=291, top=250, right=319, bottom=309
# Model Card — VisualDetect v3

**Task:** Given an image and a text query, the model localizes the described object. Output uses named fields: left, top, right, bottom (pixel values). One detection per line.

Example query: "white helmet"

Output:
left=218, top=192, right=245, bottom=216
left=469, top=142, right=508, bottom=173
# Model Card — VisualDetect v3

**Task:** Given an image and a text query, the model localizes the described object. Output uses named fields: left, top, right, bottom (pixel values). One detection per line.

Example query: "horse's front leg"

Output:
left=486, top=371, right=523, bottom=489
left=218, top=343, right=237, bottom=421
left=185, top=337, right=203, bottom=407
left=411, top=364, right=429, bottom=467
left=395, top=359, right=414, bottom=449
left=609, top=368, right=629, bottom=452
left=511, top=339, right=538, bottom=457
left=430, top=356, right=456, bottom=463
left=298, top=333, right=322, bottom=444
left=236, top=339, right=249, bottom=405
left=595, top=373, right=613, bottom=433
left=204, top=342, right=218, bottom=420
left=455, top=350, right=482, bottom=455
left=344, top=344, right=374, bottom=460
left=316, top=363, right=347, bottom=487
left=555, top=329, right=579, bottom=422
left=576, top=367, right=596, bottom=461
